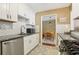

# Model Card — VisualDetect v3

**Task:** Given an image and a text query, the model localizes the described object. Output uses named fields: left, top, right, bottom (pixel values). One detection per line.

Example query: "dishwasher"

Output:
left=2, top=37, right=24, bottom=55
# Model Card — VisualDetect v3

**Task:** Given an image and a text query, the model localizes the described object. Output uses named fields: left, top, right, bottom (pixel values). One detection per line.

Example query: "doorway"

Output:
left=41, top=14, right=57, bottom=46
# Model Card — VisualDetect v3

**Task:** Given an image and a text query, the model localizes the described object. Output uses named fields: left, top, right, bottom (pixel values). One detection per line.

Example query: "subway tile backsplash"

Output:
left=0, top=21, right=13, bottom=30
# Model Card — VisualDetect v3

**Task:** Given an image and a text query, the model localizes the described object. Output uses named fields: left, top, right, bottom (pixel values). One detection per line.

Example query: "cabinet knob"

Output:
left=4, top=42, right=8, bottom=45
left=10, top=15, right=11, bottom=19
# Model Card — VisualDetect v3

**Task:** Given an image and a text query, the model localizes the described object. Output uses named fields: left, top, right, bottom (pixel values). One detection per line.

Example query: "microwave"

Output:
left=26, top=28, right=35, bottom=34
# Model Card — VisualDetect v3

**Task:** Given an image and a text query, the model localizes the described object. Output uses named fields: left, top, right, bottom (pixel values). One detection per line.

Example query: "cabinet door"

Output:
left=0, top=3, right=17, bottom=22
left=0, top=4, right=2, bottom=19
left=29, top=35, right=36, bottom=49
left=17, top=4, right=27, bottom=17
left=24, top=36, right=31, bottom=54
left=6, top=3, right=11, bottom=21
left=2, top=41, right=12, bottom=55
left=33, top=34, right=39, bottom=46
left=0, top=3, right=10, bottom=21
left=0, top=3, right=7, bottom=20
left=10, top=4, right=17, bottom=22
left=29, top=13, right=35, bottom=25
left=30, top=34, right=39, bottom=50
left=24, top=34, right=39, bottom=55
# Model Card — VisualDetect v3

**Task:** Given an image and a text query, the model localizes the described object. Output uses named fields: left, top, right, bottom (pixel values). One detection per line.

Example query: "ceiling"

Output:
left=27, top=3, right=71, bottom=12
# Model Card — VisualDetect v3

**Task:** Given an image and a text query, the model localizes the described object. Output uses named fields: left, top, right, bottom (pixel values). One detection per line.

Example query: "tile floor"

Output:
left=29, top=44, right=59, bottom=55
left=42, top=38, right=55, bottom=45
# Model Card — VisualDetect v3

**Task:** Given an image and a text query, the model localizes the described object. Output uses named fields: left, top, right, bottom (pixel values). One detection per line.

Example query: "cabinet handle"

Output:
left=10, top=15, right=11, bottom=19
left=7, top=14, right=9, bottom=19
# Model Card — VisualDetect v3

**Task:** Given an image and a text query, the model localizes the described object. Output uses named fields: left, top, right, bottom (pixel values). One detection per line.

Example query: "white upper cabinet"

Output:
left=9, top=4, right=18, bottom=22
left=0, top=4, right=7, bottom=20
left=17, top=4, right=27, bottom=18
left=17, top=4, right=35, bottom=25
left=0, top=3, right=17, bottom=22
left=28, top=11, right=35, bottom=25
left=0, top=3, right=35, bottom=24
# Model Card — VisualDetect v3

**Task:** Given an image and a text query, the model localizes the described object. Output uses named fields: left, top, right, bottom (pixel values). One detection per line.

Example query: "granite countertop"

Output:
left=58, top=33, right=76, bottom=40
left=0, top=34, right=24, bottom=42
left=19, top=32, right=39, bottom=36
left=0, top=33, right=39, bottom=42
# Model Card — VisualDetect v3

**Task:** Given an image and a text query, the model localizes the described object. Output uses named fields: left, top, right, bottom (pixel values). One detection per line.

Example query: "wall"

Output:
left=35, top=7, right=71, bottom=39
left=71, top=3, right=79, bottom=30
left=0, top=3, right=35, bottom=36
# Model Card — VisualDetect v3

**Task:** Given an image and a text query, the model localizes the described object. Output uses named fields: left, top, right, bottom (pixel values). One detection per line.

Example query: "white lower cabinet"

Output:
left=1, top=34, right=39, bottom=55
left=24, top=36, right=32, bottom=54
left=24, top=34, right=39, bottom=55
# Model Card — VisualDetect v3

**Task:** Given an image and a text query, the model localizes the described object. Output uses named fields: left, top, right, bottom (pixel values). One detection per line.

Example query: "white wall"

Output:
left=74, top=20, right=79, bottom=28
left=72, top=3, right=79, bottom=19
left=0, top=3, right=35, bottom=36
left=71, top=3, right=79, bottom=30
left=56, top=24, right=71, bottom=33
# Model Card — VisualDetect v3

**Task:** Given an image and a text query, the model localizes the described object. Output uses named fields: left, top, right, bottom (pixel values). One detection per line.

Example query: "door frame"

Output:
left=41, top=14, right=57, bottom=45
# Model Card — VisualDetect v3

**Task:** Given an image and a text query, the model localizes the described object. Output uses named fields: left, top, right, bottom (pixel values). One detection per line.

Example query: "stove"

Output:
left=59, top=40, right=79, bottom=55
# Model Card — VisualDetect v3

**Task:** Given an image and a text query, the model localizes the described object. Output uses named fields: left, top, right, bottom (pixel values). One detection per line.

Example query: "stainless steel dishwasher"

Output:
left=2, top=37, right=24, bottom=55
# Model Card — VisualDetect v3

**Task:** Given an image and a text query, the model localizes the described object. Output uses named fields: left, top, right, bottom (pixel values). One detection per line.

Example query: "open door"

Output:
left=41, top=14, right=57, bottom=46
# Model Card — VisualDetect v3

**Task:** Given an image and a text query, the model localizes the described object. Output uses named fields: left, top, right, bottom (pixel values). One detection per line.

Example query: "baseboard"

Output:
left=42, top=43, right=56, bottom=46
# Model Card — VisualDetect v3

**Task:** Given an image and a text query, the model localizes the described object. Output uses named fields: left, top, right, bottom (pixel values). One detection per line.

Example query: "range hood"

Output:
left=74, top=16, right=79, bottom=20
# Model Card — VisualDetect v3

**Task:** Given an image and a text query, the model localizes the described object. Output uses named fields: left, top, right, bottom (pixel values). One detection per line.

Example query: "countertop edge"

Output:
left=0, top=33, right=39, bottom=42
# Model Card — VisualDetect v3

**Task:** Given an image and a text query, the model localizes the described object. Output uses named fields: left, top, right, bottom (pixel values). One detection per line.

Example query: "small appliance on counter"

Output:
left=26, top=24, right=36, bottom=35
left=26, top=28, right=35, bottom=35
left=20, top=24, right=36, bottom=35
